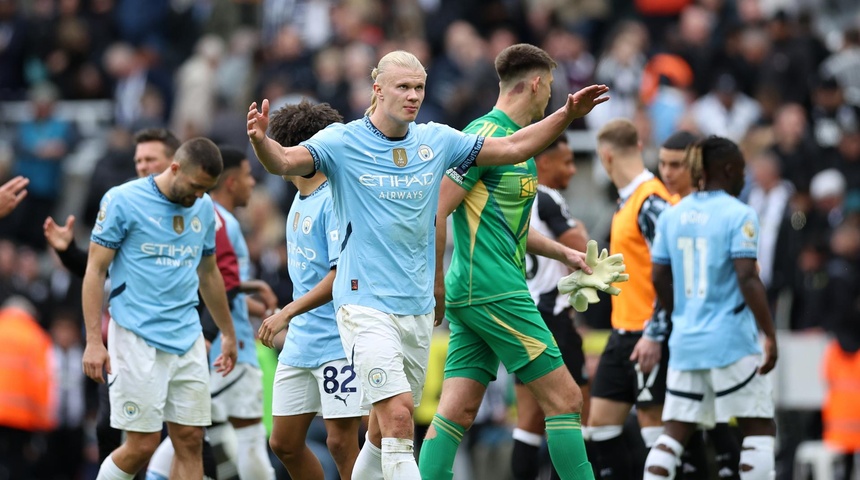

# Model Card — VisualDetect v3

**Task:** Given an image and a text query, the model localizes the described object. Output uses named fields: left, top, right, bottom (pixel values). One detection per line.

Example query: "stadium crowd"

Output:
left=1, top=0, right=860, bottom=479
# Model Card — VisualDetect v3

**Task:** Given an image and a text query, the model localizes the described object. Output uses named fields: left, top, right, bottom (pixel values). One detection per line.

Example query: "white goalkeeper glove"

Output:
left=558, top=240, right=629, bottom=312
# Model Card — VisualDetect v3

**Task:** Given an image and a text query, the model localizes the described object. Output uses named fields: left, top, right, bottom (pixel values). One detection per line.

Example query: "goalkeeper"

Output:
left=418, top=44, right=625, bottom=480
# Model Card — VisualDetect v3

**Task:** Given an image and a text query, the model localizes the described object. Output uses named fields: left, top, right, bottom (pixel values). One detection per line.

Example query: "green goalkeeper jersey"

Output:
left=445, top=108, right=538, bottom=307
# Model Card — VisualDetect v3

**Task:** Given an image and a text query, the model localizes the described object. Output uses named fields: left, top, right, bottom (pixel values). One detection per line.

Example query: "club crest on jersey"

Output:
left=742, top=220, right=756, bottom=239
left=97, top=207, right=107, bottom=222
left=418, top=145, right=434, bottom=161
left=190, top=216, right=202, bottom=233
left=302, top=217, right=313, bottom=234
left=293, top=212, right=300, bottom=231
left=519, top=176, right=537, bottom=198
left=392, top=148, right=408, bottom=167
left=173, top=216, right=184, bottom=234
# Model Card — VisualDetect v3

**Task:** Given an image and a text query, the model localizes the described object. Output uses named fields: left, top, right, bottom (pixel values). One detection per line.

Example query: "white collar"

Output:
left=618, top=170, right=654, bottom=201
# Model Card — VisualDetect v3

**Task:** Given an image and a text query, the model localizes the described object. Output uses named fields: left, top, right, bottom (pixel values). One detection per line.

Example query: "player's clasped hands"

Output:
left=557, top=240, right=629, bottom=312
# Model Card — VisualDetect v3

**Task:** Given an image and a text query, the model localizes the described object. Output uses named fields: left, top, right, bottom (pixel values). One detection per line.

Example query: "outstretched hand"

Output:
left=0, top=176, right=28, bottom=218
left=247, top=99, right=270, bottom=145
left=566, top=84, right=610, bottom=120
left=44, top=215, right=75, bottom=252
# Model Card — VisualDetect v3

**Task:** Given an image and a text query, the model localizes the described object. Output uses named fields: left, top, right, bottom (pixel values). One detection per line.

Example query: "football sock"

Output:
left=545, top=413, right=593, bottom=480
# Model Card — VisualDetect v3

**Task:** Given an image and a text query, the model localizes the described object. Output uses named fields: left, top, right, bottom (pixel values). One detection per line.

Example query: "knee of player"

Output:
left=134, top=434, right=164, bottom=459
left=269, top=432, right=304, bottom=457
left=326, top=433, right=357, bottom=460
left=170, top=426, right=204, bottom=451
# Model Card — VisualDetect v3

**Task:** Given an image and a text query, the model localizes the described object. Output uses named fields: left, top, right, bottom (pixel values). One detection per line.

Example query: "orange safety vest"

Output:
left=822, top=340, right=860, bottom=452
left=0, top=307, right=56, bottom=431
left=610, top=177, right=676, bottom=331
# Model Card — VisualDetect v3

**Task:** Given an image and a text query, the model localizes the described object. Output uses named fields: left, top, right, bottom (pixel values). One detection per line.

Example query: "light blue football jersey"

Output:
left=209, top=203, right=259, bottom=368
left=91, top=176, right=216, bottom=355
left=301, top=117, right=483, bottom=315
left=652, top=190, right=762, bottom=370
left=280, top=181, right=344, bottom=368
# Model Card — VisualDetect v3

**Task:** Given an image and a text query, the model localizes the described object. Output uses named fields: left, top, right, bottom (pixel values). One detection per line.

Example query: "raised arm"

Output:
left=198, top=254, right=237, bottom=375
left=734, top=257, right=778, bottom=374
left=81, top=242, right=116, bottom=383
left=247, top=99, right=316, bottom=177
left=476, top=85, right=609, bottom=167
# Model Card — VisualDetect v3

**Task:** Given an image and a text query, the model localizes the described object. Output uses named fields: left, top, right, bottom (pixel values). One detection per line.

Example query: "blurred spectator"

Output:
left=809, top=74, right=860, bottom=168
left=261, top=0, right=334, bottom=50
left=837, top=128, right=860, bottom=191
left=587, top=21, right=647, bottom=130
left=0, top=0, right=28, bottom=100
left=255, top=25, right=316, bottom=103
left=81, top=127, right=136, bottom=229
left=426, top=20, right=497, bottom=128
left=639, top=53, right=694, bottom=145
left=810, top=168, right=848, bottom=234
left=746, top=152, right=794, bottom=297
left=171, top=34, right=225, bottom=140
left=543, top=27, right=595, bottom=128
left=757, top=11, right=819, bottom=106
left=821, top=28, right=860, bottom=108
left=215, top=27, right=260, bottom=111
left=769, top=103, right=821, bottom=193
left=42, top=310, right=96, bottom=480
left=0, top=296, right=56, bottom=480
left=820, top=220, right=860, bottom=480
left=690, top=71, right=761, bottom=142
left=103, top=42, right=173, bottom=130
left=0, top=82, right=77, bottom=250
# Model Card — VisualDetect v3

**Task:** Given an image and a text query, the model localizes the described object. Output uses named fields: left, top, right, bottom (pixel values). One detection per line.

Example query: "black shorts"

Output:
left=590, top=329, right=668, bottom=407
left=515, top=307, right=588, bottom=386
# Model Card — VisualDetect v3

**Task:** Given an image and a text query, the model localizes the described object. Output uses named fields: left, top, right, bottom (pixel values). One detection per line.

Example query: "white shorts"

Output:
left=336, top=304, right=434, bottom=409
left=210, top=363, right=264, bottom=423
left=107, top=320, right=211, bottom=432
left=663, top=354, right=774, bottom=429
left=272, top=359, right=365, bottom=419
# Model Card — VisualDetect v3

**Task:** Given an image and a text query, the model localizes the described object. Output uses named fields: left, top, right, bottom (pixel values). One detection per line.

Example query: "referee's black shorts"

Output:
left=590, top=329, right=668, bottom=407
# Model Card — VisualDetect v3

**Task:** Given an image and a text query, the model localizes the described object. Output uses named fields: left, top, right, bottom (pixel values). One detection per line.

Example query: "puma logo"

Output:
left=334, top=394, right=349, bottom=407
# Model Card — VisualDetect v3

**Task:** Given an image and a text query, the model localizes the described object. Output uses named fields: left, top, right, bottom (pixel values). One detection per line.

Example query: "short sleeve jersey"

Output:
left=526, top=185, right=578, bottom=315
left=280, top=181, right=345, bottom=368
left=301, top=117, right=483, bottom=315
left=91, top=176, right=216, bottom=355
left=652, top=190, right=762, bottom=370
left=445, top=108, right=538, bottom=307
left=210, top=203, right=258, bottom=368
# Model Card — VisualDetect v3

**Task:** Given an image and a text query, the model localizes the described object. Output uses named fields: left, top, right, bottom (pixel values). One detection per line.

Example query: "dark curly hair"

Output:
left=268, top=99, right=344, bottom=148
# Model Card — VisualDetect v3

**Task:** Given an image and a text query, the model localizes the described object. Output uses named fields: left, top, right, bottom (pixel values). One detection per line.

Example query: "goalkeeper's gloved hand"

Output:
left=558, top=240, right=629, bottom=312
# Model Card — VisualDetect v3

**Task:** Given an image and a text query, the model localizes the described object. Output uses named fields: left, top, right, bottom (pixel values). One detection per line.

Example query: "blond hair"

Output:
left=596, top=118, right=639, bottom=152
left=365, top=50, right=426, bottom=116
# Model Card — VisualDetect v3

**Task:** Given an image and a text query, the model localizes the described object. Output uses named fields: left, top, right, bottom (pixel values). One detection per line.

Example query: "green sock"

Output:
left=545, top=413, right=594, bottom=480
left=417, top=413, right=465, bottom=480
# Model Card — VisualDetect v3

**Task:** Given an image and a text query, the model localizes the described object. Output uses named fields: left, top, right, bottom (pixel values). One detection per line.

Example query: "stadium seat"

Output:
left=793, top=440, right=841, bottom=480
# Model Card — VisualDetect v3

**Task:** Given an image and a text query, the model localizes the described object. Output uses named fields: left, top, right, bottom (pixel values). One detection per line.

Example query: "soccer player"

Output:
left=145, top=146, right=278, bottom=480
left=588, top=118, right=675, bottom=479
left=645, top=136, right=778, bottom=480
left=82, top=137, right=237, bottom=480
left=515, top=136, right=591, bottom=479
left=44, top=129, right=188, bottom=472
left=418, top=44, right=613, bottom=480
left=658, top=131, right=698, bottom=200
left=257, top=100, right=365, bottom=480
left=248, top=50, right=609, bottom=480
